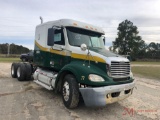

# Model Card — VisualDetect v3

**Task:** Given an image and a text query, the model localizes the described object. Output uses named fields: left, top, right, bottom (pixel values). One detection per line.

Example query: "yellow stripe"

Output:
left=50, top=49, right=66, bottom=55
left=35, top=41, right=106, bottom=63
left=71, top=53, right=106, bottom=63
left=35, top=40, right=48, bottom=51
left=35, top=41, right=66, bottom=55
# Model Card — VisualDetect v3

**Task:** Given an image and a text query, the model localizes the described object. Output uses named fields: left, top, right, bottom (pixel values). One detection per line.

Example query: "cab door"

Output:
left=49, top=29, right=66, bottom=71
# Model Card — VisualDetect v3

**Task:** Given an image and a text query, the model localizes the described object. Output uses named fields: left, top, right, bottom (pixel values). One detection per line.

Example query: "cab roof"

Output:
left=36, top=19, right=105, bottom=34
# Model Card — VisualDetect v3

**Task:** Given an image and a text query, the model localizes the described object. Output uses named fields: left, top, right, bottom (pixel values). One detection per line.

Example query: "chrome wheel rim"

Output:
left=17, top=67, right=20, bottom=78
left=11, top=66, right=14, bottom=75
left=63, top=81, right=70, bottom=101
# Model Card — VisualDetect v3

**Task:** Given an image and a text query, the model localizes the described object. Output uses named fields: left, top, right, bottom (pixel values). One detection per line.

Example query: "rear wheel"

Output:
left=24, top=63, right=32, bottom=80
left=17, top=63, right=26, bottom=81
left=11, top=63, right=19, bottom=78
left=62, top=74, right=79, bottom=109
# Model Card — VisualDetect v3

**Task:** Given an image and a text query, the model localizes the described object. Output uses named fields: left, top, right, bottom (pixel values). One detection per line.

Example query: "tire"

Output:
left=24, top=63, right=32, bottom=80
left=62, top=74, right=79, bottom=109
left=17, top=63, right=26, bottom=81
left=11, top=63, right=19, bottom=78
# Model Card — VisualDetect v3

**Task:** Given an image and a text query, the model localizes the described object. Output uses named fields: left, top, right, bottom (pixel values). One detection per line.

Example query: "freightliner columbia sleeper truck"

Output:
left=11, top=19, right=135, bottom=109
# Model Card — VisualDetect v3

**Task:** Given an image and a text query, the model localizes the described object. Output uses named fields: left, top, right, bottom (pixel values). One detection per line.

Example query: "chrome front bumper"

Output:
left=79, top=82, right=135, bottom=107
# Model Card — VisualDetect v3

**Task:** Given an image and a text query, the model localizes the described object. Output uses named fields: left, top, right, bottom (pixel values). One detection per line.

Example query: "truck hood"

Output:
left=20, top=54, right=27, bottom=56
left=89, top=47, right=129, bottom=64
left=89, top=47, right=120, bottom=57
left=70, top=46, right=129, bottom=64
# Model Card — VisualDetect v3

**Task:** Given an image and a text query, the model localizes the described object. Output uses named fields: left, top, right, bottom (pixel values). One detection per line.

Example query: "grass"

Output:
left=0, top=54, right=20, bottom=57
left=0, top=57, right=21, bottom=62
left=131, top=61, right=160, bottom=65
left=131, top=66, right=160, bottom=80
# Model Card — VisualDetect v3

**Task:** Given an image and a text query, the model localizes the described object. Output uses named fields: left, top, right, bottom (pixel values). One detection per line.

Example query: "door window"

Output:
left=54, top=29, right=65, bottom=45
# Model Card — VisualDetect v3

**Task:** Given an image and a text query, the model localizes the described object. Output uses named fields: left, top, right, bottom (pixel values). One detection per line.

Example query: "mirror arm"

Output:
left=103, top=37, right=105, bottom=45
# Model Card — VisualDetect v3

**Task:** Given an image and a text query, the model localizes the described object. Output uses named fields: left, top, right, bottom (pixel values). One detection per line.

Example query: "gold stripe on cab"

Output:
left=35, top=41, right=106, bottom=63
left=71, top=53, right=106, bottom=63
left=35, top=41, right=66, bottom=55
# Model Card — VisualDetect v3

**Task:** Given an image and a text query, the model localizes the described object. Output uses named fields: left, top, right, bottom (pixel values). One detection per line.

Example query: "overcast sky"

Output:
left=0, top=0, right=160, bottom=49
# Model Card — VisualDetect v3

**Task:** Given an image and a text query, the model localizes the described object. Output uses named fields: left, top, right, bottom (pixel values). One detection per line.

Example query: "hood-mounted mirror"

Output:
left=81, top=43, right=87, bottom=51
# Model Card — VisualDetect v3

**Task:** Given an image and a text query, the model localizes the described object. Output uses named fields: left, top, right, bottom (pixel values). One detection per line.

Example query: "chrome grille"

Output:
left=110, top=61, right=130, bottom=78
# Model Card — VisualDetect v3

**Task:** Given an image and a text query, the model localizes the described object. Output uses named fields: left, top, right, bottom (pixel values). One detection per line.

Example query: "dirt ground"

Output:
left=0, top=63, right=159, bottom=120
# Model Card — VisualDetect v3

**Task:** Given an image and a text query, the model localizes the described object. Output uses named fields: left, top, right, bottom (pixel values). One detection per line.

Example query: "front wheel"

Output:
left=62, top=74, right=79, bottom=109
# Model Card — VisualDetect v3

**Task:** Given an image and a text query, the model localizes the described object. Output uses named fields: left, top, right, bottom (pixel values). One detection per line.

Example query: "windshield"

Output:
left=66, top=27, right=105, bottom=48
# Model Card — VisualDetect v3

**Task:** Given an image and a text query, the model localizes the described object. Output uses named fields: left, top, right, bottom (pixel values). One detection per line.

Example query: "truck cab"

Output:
left=11, top=19, right=135, bottom=109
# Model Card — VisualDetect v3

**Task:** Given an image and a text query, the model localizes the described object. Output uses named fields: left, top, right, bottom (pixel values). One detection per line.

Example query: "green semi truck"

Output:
left=11, top=19, right=135, bottom=109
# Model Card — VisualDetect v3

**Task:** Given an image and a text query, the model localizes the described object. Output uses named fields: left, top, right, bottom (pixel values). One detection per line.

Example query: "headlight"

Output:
left=88, top=74, right=105, bottom=82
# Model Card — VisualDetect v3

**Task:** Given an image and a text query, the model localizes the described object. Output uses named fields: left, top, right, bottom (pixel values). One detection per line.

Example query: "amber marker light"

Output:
left=73, top=23, right=77, bottom=26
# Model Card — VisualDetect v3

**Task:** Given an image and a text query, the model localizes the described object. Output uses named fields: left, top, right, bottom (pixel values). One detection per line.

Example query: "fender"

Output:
left=55, top=61, right=112, bottom=88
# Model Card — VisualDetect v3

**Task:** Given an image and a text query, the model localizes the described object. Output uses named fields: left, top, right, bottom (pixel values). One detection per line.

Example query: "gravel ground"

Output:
left=0, top=63, right=159, bottom=120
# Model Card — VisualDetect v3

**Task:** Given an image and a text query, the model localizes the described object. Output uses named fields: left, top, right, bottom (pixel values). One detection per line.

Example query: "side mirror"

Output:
left=47, top=28, right=55, bottom=46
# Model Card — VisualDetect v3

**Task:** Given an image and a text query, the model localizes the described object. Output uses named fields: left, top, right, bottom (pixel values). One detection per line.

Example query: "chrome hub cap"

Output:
left=11, top=66, right=14, bottom=75
left=63, top=81, right=70, bottom=101
left=17, top=67, right=20, bottom=78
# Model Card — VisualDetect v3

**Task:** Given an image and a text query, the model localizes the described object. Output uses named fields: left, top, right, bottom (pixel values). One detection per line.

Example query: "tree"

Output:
left=113, top=19, right=145, bottom=58
left=148, top=42, right=158, bottom=51
left=0, top=43, right=30, bottom=54
left=146, top=42, right=160, bottom=59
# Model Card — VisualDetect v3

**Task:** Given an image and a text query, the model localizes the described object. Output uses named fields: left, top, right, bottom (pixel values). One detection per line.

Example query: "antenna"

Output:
left=40, top=16, right=43, bottom=24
